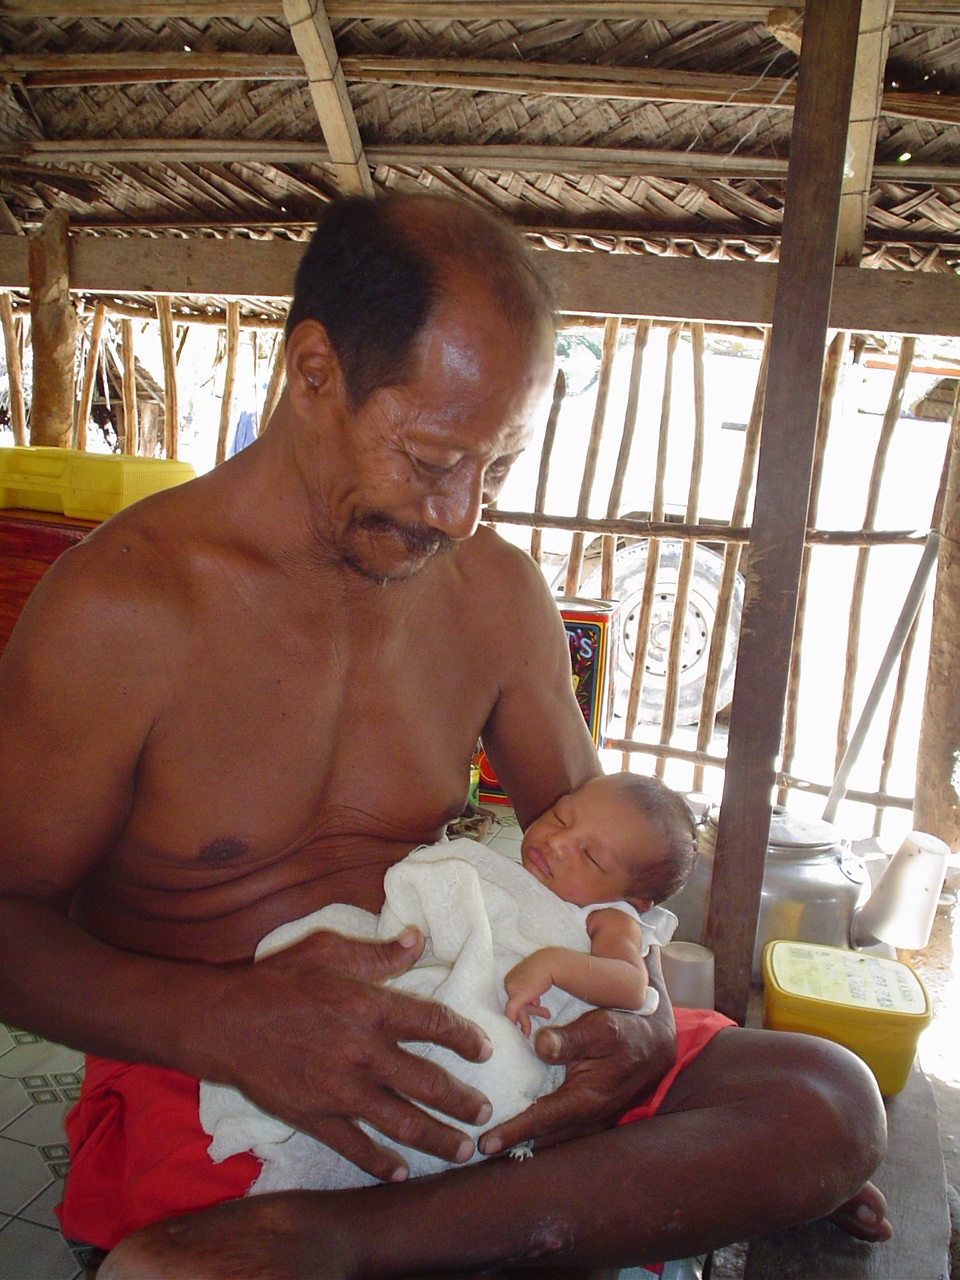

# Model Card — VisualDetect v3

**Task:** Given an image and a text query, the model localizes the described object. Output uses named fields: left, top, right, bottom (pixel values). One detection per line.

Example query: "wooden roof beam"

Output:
left=2, top=1, right=960, bottom=23
left=3, top=54, right=957, bottom=127
left=281, top=0, right=374, bottom=198
left=837, top=0, right=895, bottom=265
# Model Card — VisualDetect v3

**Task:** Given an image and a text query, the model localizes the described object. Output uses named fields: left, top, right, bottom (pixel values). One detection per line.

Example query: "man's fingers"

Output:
left=391, top=988, right=493, bottom=1067
left=299, top=927, right=425, bottom=983
left=310, top=1115, right=409, bottom=1183
left=358, top=1085, right=481, bottom=1165
left=386, top=1043, right=492, bottom=1127
left=478, top=1085, right=589, bottom=1157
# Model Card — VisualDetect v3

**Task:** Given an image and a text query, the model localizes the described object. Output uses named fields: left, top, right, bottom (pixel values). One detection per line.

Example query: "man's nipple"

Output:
left=196, top=836, right=250, bottom=865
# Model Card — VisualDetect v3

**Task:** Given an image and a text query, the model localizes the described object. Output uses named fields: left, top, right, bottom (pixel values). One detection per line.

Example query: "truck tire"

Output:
left=579, top=539, right=743, bottom=727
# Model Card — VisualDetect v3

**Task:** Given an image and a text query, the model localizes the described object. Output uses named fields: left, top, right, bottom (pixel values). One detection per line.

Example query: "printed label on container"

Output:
left=769, top=942, right=927, bottom=1015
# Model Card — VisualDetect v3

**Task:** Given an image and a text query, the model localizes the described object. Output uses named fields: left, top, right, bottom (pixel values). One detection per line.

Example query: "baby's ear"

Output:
left=627, top=894, right=653, bottom=914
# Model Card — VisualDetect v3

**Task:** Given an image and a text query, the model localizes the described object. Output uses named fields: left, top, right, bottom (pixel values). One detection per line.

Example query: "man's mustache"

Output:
left=356, top=513, right=455, bottom=558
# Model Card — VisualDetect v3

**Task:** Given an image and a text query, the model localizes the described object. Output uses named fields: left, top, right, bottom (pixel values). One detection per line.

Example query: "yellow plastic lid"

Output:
left=764, top=941, right=930, bottom=1024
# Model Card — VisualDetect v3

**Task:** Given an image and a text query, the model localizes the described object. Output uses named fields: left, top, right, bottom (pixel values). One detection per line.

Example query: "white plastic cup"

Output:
left=852, top=830, right=950, bottom=951
left=660, top=941, right=715, bottom=1010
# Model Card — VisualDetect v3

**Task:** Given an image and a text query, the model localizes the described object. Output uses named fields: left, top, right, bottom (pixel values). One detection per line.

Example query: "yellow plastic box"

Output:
left=762, top=940, right=931, bottom=1097
left=0, top=447, right=196, bottom=522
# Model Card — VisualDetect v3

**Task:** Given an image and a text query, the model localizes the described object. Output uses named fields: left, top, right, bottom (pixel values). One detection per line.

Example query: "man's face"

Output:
left=323, top=271, right=555, bottom=584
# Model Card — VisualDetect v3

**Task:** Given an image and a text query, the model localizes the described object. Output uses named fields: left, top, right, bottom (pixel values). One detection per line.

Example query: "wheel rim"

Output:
left=619, top=586, right=712, bottom=686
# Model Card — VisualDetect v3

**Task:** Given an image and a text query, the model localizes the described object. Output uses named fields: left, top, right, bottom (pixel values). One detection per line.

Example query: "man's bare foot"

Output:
left=827, top=1180, right=892, bottom=1242
left=96, top=1195, right=352, bottom=1280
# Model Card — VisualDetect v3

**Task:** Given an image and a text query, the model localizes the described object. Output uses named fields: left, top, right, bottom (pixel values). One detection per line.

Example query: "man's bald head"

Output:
left=285, top=194, right=555, bottom=408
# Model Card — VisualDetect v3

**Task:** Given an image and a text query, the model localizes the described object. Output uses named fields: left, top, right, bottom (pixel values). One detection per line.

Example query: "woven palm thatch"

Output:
left=3, top=6, right=960, bottom=319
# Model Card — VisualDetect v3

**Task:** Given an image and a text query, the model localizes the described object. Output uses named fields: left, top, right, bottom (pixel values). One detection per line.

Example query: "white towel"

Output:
left=199, top=838, right=676, bottom=1193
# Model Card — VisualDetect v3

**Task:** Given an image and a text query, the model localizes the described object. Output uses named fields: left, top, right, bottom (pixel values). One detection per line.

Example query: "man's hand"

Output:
left=207, top=927, right=493, bottom=1184
left=478, top=975, right=677, bottom=1157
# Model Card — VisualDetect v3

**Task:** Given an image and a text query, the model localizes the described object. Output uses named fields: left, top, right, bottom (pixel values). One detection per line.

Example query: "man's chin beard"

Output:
left=343, top=517, right=456, bottom=585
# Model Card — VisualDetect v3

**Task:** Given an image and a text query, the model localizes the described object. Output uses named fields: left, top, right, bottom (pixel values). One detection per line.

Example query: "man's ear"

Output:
left=285, top=319, right=347, bottom=416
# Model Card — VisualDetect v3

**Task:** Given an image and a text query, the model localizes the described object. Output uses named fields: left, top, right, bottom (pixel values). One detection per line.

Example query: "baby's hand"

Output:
left=504, top=955, right=553, bottom=1038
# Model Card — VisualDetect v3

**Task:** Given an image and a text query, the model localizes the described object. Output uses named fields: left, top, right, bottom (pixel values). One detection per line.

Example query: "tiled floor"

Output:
left=0, top=1024, right=85, bottom=1279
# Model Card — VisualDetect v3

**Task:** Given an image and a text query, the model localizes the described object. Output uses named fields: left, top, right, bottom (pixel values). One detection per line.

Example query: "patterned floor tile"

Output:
left=2, top=1098, right=74, bottom=1147
left=0, top=1135, right=54, bottom=1216
left=0, top=1074, right=31, bottom=1129
left=18, top=1178, right=66, bottom=1231
left=0, top=1024, right=15, bottom=1056
left=0, top=1216, right=81, bottom=1280
left=0, top=1041, right=84, bottom=1082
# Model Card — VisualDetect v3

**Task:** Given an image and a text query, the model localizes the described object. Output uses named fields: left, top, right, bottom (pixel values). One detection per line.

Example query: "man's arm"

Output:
left=0, top=544, right=492, bottom=1182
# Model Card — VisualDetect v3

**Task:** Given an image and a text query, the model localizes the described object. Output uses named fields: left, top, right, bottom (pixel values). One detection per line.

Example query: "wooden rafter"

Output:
left=281, top=0, right=374, bottom=198
left=3, top=53, right=959, bottom=127
left=836, top=0, right=895, bottom=265
left=7, top=138, right=960, bottom=187
left=3, top=1, right=960, bottom=25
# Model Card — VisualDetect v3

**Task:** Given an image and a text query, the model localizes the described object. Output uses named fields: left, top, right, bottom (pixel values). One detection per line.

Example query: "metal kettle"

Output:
left=665, top=808, right=871, bottom=978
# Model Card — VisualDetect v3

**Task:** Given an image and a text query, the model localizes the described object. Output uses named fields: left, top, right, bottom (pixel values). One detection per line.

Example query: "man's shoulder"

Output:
left=458, top=526, right=552, bottom=598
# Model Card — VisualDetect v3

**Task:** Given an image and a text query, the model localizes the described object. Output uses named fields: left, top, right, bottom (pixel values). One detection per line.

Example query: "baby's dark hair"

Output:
left=615, top=773, right=698, bottom=905
left=285, top=193, right=555, bottom=408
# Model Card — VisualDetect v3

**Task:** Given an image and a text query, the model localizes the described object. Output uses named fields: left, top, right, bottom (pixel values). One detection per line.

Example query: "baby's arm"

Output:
left=504, top=908, right=648, bottom=1035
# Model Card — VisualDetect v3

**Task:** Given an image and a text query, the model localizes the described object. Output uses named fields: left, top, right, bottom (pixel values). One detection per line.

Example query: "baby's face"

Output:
left=519, top=775, right=660, bottom=908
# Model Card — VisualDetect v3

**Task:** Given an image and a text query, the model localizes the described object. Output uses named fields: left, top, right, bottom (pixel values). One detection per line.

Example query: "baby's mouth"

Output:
left=525, top=845, right=552, bottom=879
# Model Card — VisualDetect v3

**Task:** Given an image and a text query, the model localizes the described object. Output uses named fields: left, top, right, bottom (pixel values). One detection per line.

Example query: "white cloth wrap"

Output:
left=199, top=837, right=677, bottom=1194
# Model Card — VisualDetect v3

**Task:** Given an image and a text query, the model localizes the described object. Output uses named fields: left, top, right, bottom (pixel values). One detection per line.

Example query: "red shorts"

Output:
left=57, top=1008, right=734, bottom=1252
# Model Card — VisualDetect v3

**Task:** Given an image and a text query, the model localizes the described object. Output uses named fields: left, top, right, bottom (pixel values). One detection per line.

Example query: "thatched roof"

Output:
left=3, top=3, right=960, bottom=322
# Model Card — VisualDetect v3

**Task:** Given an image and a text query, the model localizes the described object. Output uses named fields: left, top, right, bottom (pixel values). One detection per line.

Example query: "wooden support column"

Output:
left=75, top=301, right=106, bottom=451
left=0, top=293, right=26, bottom=445
left=915, top=390, right=960, bottom=851
left=28, top=209, right=77, bottom=447
left=260, top=332, right=286, bottom=433
left=119, top=319, right=138, bottom=455
left=156, top=295, right=179, bottom=460
left=705, top=0, right=863, bottom=1023
left=216, top=301, right=240, bottom=465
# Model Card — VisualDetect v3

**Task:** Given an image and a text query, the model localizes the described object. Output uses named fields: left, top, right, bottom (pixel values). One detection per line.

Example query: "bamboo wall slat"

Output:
left=74, top=302, right=106, bottom=453
left=836, top=335, right=917, bottom=769
left=0, top=293, right=26, bottom=446
left=600, top=318, right=649, bottom=600
left=120, top=318, right=137, bottom=456
left=216, top=301, right=240, bottom=467
left=156, top=295, right=179, bottom=461
left=530, top=370, right=565, bottom=567
left=564, top=316, right=620, bottom=597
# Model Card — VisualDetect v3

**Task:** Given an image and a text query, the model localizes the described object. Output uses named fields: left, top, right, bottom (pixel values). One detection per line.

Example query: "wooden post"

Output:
left=75, top=301, right=106, bottom=452
left=216, top=300, right=240, bottom=465
left=621, top=322, right=681, bottom=761
left=778, top=330, right=848, bottom=803
left=28, top=209, right=77, bottom=447
left=260, top=331, right=286, bottom=435
left=601, top=318, right=650, bottom=599
left=120, top=318, right=138, bottom=455
left=705, top=0, right=863, bottom=1023
left=156, top=295, right=179, bottom=460
left=564, top=316, right=620, bottom=597
left=835, top=334, right=916, bottom=768
left=658, top=322, right=707, bottom=775
left=694, top=332, right=771, bottom=792
left=0, top=292, right=26, bottom=445
left=915, top=387, right=960, bottom=850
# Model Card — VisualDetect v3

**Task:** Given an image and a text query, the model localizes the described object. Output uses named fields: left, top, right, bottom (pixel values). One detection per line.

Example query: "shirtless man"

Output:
left=0, top=194, right=889, bottom=1278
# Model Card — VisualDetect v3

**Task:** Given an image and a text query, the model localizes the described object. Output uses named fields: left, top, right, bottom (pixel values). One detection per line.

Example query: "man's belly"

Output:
left=71, top=836, right=423, bottom=963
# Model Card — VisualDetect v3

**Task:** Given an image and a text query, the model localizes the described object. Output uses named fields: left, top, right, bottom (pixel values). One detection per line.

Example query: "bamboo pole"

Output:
left=835, top=334, right=916, bottom=768
left=119, top=319, right=138, bottom=455
left=75, top=301, right=106, bottom=452
left=0, top=292, right=26, bottom=445
left=216, top=301, right=240, bottom=465
left=601, top=318, right=651, bottom=599
left=156, top=295, right=179, bottom=460
left=260, top=331, right=286, bottom=434
left=564, top=316, right=620, bottom=597
left=530, top=370, right=565, bottom=566
left=778, top=330, right=848, bottom=802
left=488, top=507, right=924, bottom=547
left=28, top=209, right=77, bottom=447
left=693, top=332, right=771, bottom=790
left=872, top=609, right=921, bottom=836
left=657, top=322, right=707, bottom=776
left=913, top=382, right=960, bottom=846
left=621, top=322, right=681, bottom=764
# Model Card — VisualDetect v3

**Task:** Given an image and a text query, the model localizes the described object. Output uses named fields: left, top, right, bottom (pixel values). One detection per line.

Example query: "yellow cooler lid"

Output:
left=764, top=941, right=931, bottom=1026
